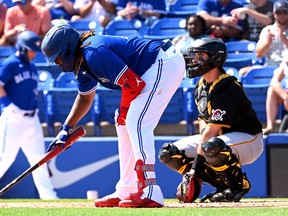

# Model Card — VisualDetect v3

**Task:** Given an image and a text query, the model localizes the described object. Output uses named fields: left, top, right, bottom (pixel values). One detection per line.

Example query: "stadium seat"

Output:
left=241, top=66, right=277, bottom=85
left=181, top=77, right=200, bottom=134
left=102, top=19, right=144, bottom=38
left=225, top=41, right=265, bottom=65
left=37, top=70, right=54, bottom=124
left=143, top=17, right=186, bottom=40
left=53, top=72, right=77, bottom=88
left=95, top=85, right=189, bottom=135
left=2, top=0, right=16, bottom=8
left=34, top=51, right=48, bottom=65
left=240, top=66, right=277, bottom=123
left=224, top=53, right=254, bottom=70
left=226, top=41, right=256, bottom=53
left=0, top=46, right=15, bottom=62
left=38, top=70, right=54, bottom=91
left=167, top=0, right=198, bottom=18
left=68, top=20, right=103, bottom=35
left=159, top=87, right=185, bottom=124
left=45, top=87, right=99, bottom=136
left=224, top=66, right=240, bottom=80
left=44, top=72, right=99, bottom=136
left=243, top=85, right=269, bottom=123
left=95, top=85, right=121, bottom=126
left=234, top=0, right=250, bottom=6
left=183, top=86, right=198, bottom=135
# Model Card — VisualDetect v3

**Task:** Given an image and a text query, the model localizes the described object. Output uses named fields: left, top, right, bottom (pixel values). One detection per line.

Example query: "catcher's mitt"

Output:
left=176, top=173, right=202, bottom=203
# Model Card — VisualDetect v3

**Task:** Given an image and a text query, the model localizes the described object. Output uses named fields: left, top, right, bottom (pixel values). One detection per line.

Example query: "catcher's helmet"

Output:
left=16, top=30, right=41, bottom=52
left=41, top=24, right=80, bottom=72
left=186, top=37, right=227, bottom=78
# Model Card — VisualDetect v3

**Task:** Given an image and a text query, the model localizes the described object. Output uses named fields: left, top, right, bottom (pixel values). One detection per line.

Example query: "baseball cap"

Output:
left=273, top=0, right=288, bottom=12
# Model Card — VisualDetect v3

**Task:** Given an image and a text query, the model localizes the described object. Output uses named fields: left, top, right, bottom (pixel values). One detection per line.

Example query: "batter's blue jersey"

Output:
left=0, top=54, right=38, bottom=110
left=77, top=35, right=164, bottom=94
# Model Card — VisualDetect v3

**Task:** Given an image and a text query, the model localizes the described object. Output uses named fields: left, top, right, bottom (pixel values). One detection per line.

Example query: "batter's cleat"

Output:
left=119, top=198, right=163, bottom=208
left=118, top=191, right=163, bottom=208
left=94, top=194, right=121, bottom=207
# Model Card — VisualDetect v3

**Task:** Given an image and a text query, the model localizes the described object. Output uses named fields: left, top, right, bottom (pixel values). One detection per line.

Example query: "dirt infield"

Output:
left=1, top=199, right=288, bottom=208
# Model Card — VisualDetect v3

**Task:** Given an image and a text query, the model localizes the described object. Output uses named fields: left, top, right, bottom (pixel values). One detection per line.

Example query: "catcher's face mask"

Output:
left=186, top=51, right=218, bottom=78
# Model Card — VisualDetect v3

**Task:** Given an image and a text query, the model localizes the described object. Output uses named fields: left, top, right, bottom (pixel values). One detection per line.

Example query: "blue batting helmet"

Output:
left=15, top=30, right=41, bottom=52
left=41, top=24, right=80, bottom=72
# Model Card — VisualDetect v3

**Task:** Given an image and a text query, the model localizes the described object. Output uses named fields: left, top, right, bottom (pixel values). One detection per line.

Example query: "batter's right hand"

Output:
left=46, top=124, right=72, bottom=152
left=115, top=107, right=128, bottom=126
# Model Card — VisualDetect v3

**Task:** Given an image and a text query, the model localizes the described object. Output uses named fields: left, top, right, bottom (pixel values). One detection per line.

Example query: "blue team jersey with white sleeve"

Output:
left=0, top=54, right=38, bottom=110
left=77, top=35, right=164, bottom=94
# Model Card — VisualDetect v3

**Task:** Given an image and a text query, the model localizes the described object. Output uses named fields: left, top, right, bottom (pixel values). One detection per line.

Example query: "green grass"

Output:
left=1, top=208, right=288, bottom=216
left=0, top=199, right=288, bottom=216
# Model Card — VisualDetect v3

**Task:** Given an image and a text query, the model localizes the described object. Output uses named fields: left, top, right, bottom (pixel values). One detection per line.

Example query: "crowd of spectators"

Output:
left=0, top=0, right=287, bottom=135
left=0, top=0, right=281, bottom=44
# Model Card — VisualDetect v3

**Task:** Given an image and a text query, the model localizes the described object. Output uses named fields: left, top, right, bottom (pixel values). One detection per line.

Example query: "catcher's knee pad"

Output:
left=201, top=137, right=248, bottom=193
left=158, top=143, right=193, bottom=174
left=201, top=137, right=227, bottom=167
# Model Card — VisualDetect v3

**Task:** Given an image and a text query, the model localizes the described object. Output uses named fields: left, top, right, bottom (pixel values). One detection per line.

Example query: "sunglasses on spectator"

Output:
left=275, top=10, right=288, bottom=15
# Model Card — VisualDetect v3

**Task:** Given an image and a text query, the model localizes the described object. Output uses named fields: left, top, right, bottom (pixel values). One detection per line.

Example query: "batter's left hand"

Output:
left=47, top=124, right=72, bottom=152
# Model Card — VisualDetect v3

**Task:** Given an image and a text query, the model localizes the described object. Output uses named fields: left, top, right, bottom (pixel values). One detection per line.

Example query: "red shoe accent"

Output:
left=94, top=196, right=121, bottom=207
left=119, top=191, right=163, bottom=208
left=119, top=198, right=163, bottom=208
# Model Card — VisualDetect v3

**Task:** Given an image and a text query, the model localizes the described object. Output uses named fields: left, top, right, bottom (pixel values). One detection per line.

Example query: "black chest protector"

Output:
left=194, top=74, right=238, bottom=122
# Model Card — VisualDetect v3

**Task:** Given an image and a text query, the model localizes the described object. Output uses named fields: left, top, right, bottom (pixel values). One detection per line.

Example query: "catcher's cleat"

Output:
left=208, top=187, right=250, bottom=202
left=201, top=173, right=251, bottom=203
left=119, top=191, right=163, bottom=208
left=94, top=194, right=121, bottom=207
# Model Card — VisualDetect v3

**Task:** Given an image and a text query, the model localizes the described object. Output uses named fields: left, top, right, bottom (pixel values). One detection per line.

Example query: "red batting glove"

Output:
left=117, top=106, right=129, bottom=125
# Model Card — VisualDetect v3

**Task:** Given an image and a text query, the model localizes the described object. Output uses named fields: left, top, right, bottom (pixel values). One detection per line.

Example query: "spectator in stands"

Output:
left=3, top=0, right=51, bottom=46
left=263, top=60, right=288, bottom=135
left=71, top=0, right=117, bottom=28
left=238, top=0, right=288, bottom=76
left=116, top=0, right=166, bottom=26
left=33, top=0, right=75, bottom=23
left=172, top=14, right=208, bottom=56
left=230, top=0, right=274, bottom=42
left=196, top=0, right=244, bottom=42
left=0, top=0, right=7, bottom=39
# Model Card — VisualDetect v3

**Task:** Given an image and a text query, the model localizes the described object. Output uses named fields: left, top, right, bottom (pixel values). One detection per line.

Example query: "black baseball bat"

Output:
left=0, top=126, right=86, bottom=197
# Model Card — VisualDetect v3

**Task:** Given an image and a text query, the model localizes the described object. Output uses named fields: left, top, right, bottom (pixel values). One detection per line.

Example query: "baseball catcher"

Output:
left=159, top=37, right=264, bottom=203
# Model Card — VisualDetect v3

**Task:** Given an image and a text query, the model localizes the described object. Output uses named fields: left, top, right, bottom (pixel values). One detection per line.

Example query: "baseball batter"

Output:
left=0, top=31, right=58, bottom=199
left=159, top=37, right=264, bottom=202
left=41, top=24, right=185, bottom=207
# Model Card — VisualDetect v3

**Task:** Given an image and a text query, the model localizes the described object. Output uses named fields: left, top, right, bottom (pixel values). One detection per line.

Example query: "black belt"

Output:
left=161, top=40, right=173, bottom=52
left=24, top=110, right=36, bottom=117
